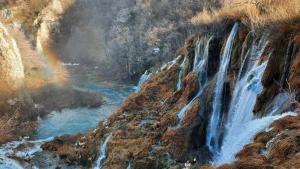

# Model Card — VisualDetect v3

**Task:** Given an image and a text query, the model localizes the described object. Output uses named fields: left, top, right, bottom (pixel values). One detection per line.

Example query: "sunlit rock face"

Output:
left=0, top=0, right=105, bottom=145
left=36, top=0, right=74, bottom=49
left=0, top=22, right=24, bottom=92
left=35, top=0, right=73, bottom=83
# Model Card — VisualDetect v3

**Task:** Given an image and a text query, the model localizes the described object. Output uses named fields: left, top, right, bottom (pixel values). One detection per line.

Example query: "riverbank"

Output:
left=0, top=83, right=104, bottom=145
left=0, top=82, right=134, bottom=168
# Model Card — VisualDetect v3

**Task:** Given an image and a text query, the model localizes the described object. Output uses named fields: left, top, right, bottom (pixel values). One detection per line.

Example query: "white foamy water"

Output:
left=0, top=137, right=53, bottom=169
left=214, top=112, right=296, bottom=165
left=0, top=157, right=23, bottom=169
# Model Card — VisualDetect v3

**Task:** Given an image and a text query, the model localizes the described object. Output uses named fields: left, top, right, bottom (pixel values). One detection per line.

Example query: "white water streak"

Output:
left=136, top=70, right=151, bottom=92
left=176, top=57, right=186, bottom=91
left=126, top=162, right=131, bottom=169
left=206, top=23, right=239, bottom=153
left=94, top=133, right=112, bottom=169
left=177, top=36, right=213, bottom=125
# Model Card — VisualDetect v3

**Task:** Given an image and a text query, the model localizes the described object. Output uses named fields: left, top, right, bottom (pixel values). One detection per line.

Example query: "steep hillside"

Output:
left=0, top=1, right=299, bottom=169
left=36, top=18, right=300, bottom=168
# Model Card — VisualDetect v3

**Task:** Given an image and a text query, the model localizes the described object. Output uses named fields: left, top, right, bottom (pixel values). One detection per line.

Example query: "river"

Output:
left=0, top=82, right=134, bottom=168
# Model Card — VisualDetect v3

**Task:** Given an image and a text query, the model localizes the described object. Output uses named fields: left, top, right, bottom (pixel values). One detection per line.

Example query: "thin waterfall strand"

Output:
left=126, top=163, right=131, bottom=169
left=136, top=70, right=151, bottom=92
left=94, top=133, right=112, bottom=169
left=177, top=36, right=212, bottom=124
left=176, top=58, right=185, bottom=91
left=206, top=23, right=239, bottom=153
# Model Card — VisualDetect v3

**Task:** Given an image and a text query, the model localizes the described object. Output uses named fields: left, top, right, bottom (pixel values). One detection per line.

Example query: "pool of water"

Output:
left=33, top=83, right=135, bottom=140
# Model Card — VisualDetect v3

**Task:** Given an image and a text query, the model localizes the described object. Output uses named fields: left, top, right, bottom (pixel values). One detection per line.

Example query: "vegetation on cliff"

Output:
left=41, top=19, right=300, bottom=169
left=0, top=1, right=300, bottom=169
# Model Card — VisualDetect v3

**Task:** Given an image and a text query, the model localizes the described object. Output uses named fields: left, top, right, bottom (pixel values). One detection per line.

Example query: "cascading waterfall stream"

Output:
left=206, top=23, right=239, bottom=153
left=215, top=112, right=296, bottom=165
left=94, top=133, right=112, bottom=169
left=136, top=70, right=151, bottom=92
left=177, top=36, right=213, bottom=125
left=213, top=60, right=268, bottom=164
left=224, top=34, right=270, bottom=134
left=126, top=163, right=131, bottom=169
left=211, top=33, right=296, bottom=165
left=176, top=58, right=185, bottom=91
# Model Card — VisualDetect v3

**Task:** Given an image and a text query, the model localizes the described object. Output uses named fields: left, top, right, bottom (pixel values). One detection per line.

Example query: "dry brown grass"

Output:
left=191, top=0, right=300, bottom=27
left=3, top=0, right=50, bottom=21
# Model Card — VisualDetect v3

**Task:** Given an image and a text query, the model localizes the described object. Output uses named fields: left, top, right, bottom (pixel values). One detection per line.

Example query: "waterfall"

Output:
left=214, top=112, right=296, bottom=165
left=177, top=57, right=188, bottom=91
left=206, top=23, right=239, bottom=153
left=213, top=60, right=267, bottom=163
left=224, top=35, right=269, bottom=135
left=126, top=162, right=131, bottom=169
left=136, top=70, right=151, bottom=92
left=94, top=133, right=112, bottom=169
left=177, top=36, right=213, bottom=125
left=211, top=34, right=293, bottom=165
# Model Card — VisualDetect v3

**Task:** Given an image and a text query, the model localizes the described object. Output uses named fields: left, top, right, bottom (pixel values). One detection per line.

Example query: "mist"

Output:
left=52, top=0, right=208, bottom=83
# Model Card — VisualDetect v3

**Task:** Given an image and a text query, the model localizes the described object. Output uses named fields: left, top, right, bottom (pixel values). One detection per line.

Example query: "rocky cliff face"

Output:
left=0, top=0, right=103, bottom=144
left=0, top=21, right=29, bottom=144
left=0, top=22, right=24, bottom=93
left=38, top=19, right=300, bottom=169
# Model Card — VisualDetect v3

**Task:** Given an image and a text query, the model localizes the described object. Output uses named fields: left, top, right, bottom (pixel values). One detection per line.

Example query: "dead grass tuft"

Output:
left=192, top=0, right=300, bottom=27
